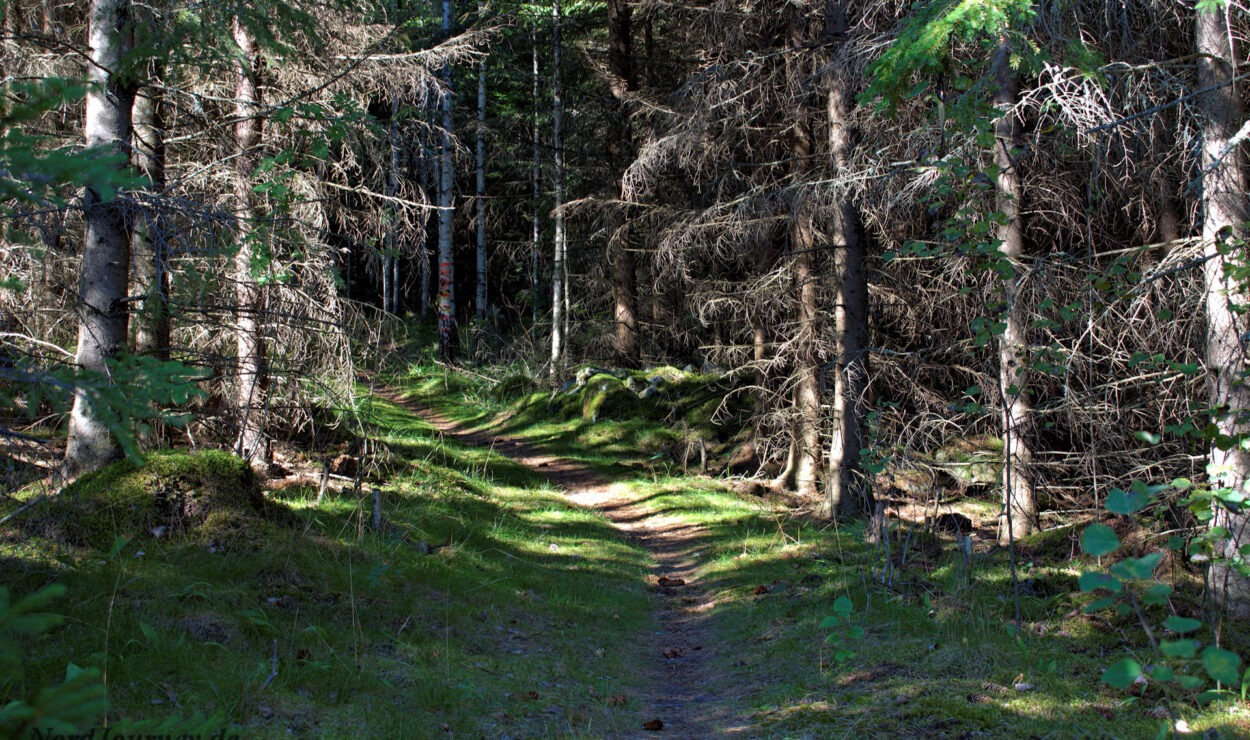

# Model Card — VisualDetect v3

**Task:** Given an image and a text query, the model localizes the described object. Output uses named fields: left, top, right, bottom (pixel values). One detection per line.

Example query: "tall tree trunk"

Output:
left=64, top=0, right=134, bottom=477
left=232, top=17, right=268, bottom=471
left=475, top=23, right=488, bottom=323
left=437, top=0, right=457, bottom=361
left=550, top=0, right=566, bottom=379
left=822, top=2, right=871, bottom=519
left=790, top=122, right=821, bottom=500
left=130, top=62, right=170, bottom=359
left=992, top=40, right=1037, bottom=544
left=420, top=101, right=435, bottom=318
left=1197, top=4, right=1250, bottom=617
left=786, top=7, right=821, bottom=500
left=385, top=99, right=401, bottom=315
left=606, top=0, right=639, bottom=367
left=531, top=24, right=541, bottom=328
left=5, top=0, right=21, bottom=34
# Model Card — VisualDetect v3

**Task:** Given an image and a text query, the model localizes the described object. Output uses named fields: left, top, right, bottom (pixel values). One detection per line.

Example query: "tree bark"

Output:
left=232, top=17, right=268, bottom=471
left=531, top=24, right=541, bottom=328
left=130, top=62, right=170, bottom=359
left=385, top=99, right=401, bottom=315
left=437, top=0, right=457, bottom=361
left=822, top=4, right=871, bottom=519
left=1197, top=4, right=1250, bottom=617
left=550, top=0, right=566, bottom=379
left=607, top=0, right=639, bottom=367
left=64, top=0, right=135, bottom=477
left=992, top=40, right=1038, bottom=544
left=786, top=7, right=821, bottom=501
left=475, top=31, right=488, bottom=323
left=5, top=0, right=21, bottom=34
left=791, top=119, right=822, bottom=501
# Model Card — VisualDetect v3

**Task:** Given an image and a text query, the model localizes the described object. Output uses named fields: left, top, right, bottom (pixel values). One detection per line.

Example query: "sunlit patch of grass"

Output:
left=1, top=389, right=659, bottom=737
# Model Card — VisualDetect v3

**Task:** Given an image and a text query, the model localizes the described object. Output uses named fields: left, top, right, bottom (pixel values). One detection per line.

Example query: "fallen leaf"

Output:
left=753, top=585, right=770, bottom=595
left=643, top=718, right=664, bottom=731
left=523, top=691, right=540, bottom=700
left=663, top=647, right=684, bottom=659
left=607, top=694, right=628, bottom=707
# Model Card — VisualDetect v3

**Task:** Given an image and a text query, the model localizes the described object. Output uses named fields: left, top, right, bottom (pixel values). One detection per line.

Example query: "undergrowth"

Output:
left=4, top=335, right=1249, bottom=737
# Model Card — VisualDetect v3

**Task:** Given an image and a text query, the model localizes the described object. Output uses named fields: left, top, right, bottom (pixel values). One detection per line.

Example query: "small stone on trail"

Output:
left=643, top=718, right=664, bottom=731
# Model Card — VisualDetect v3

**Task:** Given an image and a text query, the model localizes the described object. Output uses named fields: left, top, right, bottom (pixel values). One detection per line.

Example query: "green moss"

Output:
left=53, top=450, right=290, bottom=551
left=491, top=372, right=538, bottom=402
left=582, top=377, right=639, bottom=422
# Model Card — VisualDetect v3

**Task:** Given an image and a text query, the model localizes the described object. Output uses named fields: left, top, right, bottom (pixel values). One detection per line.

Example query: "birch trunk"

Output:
left=549, top=0, right=566, bottom=379
left=1197, top=5, right=1250, bottom=617
left=232, top=17, right=268, bottom=471
left=992, top=40, right=1037, bottom=544
left=64, top=0, right=134, bottom=477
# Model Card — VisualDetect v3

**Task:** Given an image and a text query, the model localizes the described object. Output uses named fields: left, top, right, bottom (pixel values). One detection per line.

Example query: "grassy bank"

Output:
left=3, top=348, right=1249, bottom=737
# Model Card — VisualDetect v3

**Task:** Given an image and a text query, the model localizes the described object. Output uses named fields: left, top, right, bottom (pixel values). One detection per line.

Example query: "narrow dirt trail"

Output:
left=397, top=396, right=737, bottom=737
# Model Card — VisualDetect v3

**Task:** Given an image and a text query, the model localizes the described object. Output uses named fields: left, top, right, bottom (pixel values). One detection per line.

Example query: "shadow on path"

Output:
left=382, top=389, right=744, bottom=737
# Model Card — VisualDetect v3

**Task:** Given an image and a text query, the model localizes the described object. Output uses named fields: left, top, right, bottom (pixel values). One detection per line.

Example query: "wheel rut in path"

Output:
left=401, top=398, right=738, bottom=738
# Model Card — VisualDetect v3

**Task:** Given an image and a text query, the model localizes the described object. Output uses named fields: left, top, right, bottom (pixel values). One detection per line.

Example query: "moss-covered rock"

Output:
left=55, top=450, right=293, bottom=551
left=582, top=377, right=639, bottom=422
left=929, top=435, right=1002, bottom=488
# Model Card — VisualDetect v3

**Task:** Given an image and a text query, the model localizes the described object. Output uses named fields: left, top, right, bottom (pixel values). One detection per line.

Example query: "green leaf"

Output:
left=818, top=616, right=842, bottom=629
left=1134, top=431, right=1162, bottom=445
left=832, top=595, right=853, bottom=615
left=1081, top=524, right=1119, bottom=557
left=848, top=625, right=865, bottom=640
left=1179, top=675, right=1205, bottom=690
left=1109, top=552, right=1163, bottom=581
left=1163, top=616, right=1203, bottom=634
left=1153, top=665, right=1174, bottom=681
left=1101, top=659, right=1142, bottom=689
left=107, top=535, right=130, bottom=560
left=1079, top=571, right=1122, bottom=593
left=1161, top=639, right=1199, bottom=659
left=1106, top=488, right=1152, bottom=515
left=1083, top=597, right=1117, bottom=614
left=1145, top=585, right=1170, bottom=607
left=1203, top=646, right=1241, bottom=685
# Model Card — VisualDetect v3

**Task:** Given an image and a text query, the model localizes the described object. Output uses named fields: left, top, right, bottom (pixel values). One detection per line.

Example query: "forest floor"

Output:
left=5, top=352, right=1250, bottom=737
left=407, top=395, right=731, bottom=737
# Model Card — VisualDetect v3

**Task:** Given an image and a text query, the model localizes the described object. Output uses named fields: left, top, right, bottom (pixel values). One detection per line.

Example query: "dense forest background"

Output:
left=5, top=0, right=1250, bottom=691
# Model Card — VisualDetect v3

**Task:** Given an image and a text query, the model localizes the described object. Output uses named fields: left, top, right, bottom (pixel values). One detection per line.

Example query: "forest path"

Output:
left=390, top=393, right=739, bottom=738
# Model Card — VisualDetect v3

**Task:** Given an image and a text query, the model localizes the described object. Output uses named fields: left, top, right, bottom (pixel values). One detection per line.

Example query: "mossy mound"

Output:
left=582, top=376, right=640, bottom=422
left=492, top=372, right=539, bottom=402
left=54, top=450, right=294, bottom=552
